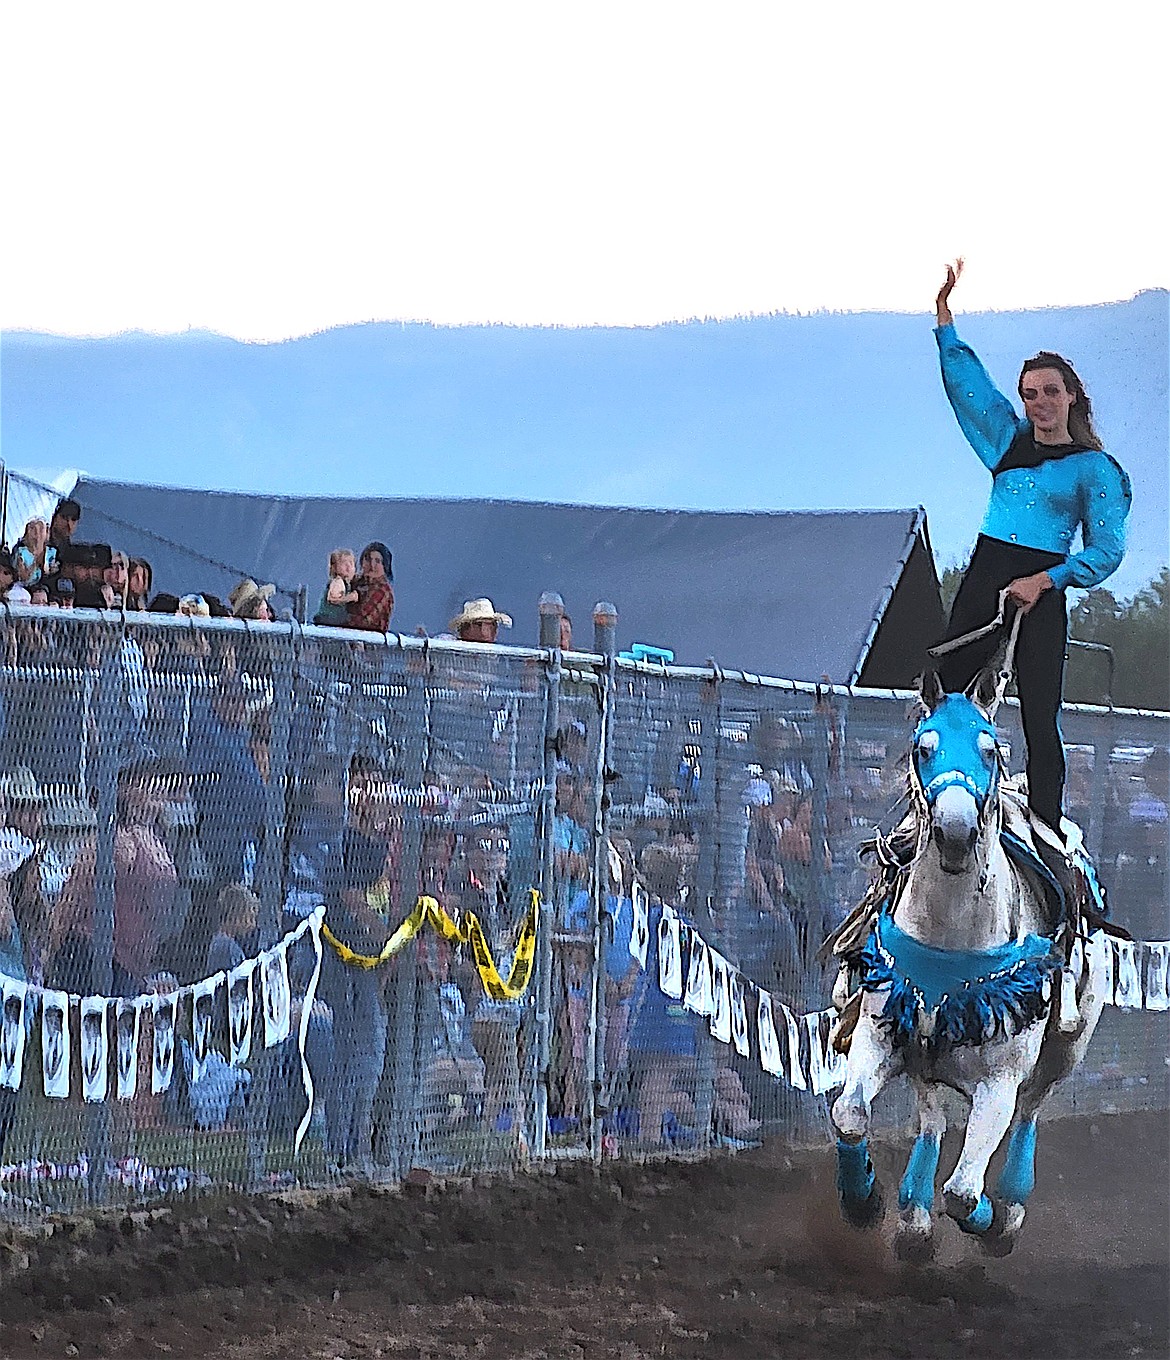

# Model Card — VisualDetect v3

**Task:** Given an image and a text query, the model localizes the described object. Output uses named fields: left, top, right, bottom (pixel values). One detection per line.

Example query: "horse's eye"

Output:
left=977, top=732, right=996, bottom=761
left=917, top=730, right=939, bottom=758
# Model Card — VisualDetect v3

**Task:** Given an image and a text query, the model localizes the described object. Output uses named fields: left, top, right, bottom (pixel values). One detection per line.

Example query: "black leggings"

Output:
left=936, top=535, right=1068, bottom=831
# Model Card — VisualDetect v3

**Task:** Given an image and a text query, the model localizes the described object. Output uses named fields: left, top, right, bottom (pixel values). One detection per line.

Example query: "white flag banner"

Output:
left=151, top=994, right=177, bottom=1095
left=757, top=991, right=784, bottom=1077
left=781, top=1002, right=807, bottom=1091
left=261, top=941, right=292, bottom=1049
left=822, top=1012, right=848, bottom=1088
left=80, top=997, right=109, bottom=1103
left=1113, top=939, right=1142, bottom=1010
left=115, top=999, right=143, bottom=1100
left=730, top=973, right=750, bottom=1059
left=190, top=976, right=221, bottom=1085
left=1144, top=943, right=1170, bottom=1011
left=293, top=908, right=325, bottom=1154
left=804, top=1011, right=828, bottom=1094
left=708, top=952, right=732, bottom=1044
left=805, top=1010, right=844, bottom=1095
left=630, top=883, right=649, bottom=971
left=228, top=959, right=256, bottom=1066
left=0, top=977, right=28, bottom=1091
left=1099, top=932, right=1116, bottom=1002
left=683, top=931, right=713, bottom=1017
left=42, top=990, right=71, bottom=1099
left=658, top=908, right=683, bottom=1000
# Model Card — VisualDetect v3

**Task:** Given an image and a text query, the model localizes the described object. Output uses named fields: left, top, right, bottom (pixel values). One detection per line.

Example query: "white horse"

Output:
left=830, top=668, right=1108, bottom=1258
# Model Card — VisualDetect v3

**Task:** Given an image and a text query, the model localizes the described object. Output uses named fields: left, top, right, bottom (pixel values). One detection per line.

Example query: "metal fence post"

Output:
left=86, top=630, right=121, bottom=1204
left=531, top=593, right=563, bottom=1159
left=586, top=602, right=617, bottom=1162
left=246, top=627, right=294, bottom=1189
left=389, top=639, right=428, bottom=1179
left=691, top=671, right=723, bottom=1153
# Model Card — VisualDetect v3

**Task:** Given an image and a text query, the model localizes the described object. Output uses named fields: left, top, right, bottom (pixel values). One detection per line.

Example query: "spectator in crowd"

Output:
left=314, top=548, right=359, bottom=627
left=186, top=678, right=267, bottom=954
left=347, top=542, right=394, bottom=633
left=1, top=767, right=50, bottom=985
left=48, top=498, right=81, bottom=552
left=449, top=597, right=511, bottom=644
left=206, top=882, right=261, bottom=975
left=320, top=828, right=391, bottom=1172
left=460, top=818, right=528, bottom=1145
left=0, top=550, right=19, bottom=603
left=105, top=551, right=130, bottom=608
left=59, top=543, right=114, bottom=609
left=229, top=578, right=276, bottom=622
left=148, top=592, right=181, bottom=614
left=50, top=762, right=178, bottom=997
left=9, top=547, right=38, bottom=603
left=559, top=612, right=573, bottom=651
left=14, top=519, right=56, bottom=581
left=126, top=558, right=153, bottom=611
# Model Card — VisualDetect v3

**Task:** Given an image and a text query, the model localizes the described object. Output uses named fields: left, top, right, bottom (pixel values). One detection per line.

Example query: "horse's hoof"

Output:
left=944, top=1190, right=993, bottom=1234
left=894, top=1225, right=935, bottom=1264
left=839, top=1183, right=884, bottom=1231
left=979, top=1202, right=1023, bottom=1257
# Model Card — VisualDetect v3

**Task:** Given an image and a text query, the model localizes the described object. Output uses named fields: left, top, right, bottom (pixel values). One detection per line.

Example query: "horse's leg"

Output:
left=942, top=1073, right=1019, bottom=1235
left=830, top=1013, right=900, bottom=1229
left=894, top=1079, right=945, bottom=1262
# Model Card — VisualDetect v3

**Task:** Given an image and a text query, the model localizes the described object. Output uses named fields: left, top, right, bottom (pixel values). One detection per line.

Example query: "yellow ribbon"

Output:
left=320, top=890, right=540, bottom=1002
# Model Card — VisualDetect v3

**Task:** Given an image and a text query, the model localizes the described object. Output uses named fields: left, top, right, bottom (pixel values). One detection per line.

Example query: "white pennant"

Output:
left=0, top=977, right=28, bottom=1091
left=41, top=990, right=71, bottom=1099
left=781, top=1002, right=807, bottom=1091
left=151, top=994, right=177, bottom=1095
left=115, top=999, right=143, bottom=1100
left=683, top=931, right=713, bottom=1017
left=658, top=908, right=683, bottom=999
left=190, top=976, right=222, bottom=1085
left=228, top=959, right=256, bottom=1066
left=629, top=883, right=649, bottom=971
left=1144, top=942, right=1170, bottom=1011
left=756, top=991, right=784, bottom=1076
left=1100, top=932, right=1116, bottom=1003
left=1114, top=939, right=1142, bottom=1010
left=80, top=997, right=109, bottom=1104
left=730, top=973, right=750, bottom=1058
left=261, top=941, right=292, bottom=1048
left=804, top=1011, right=828, bottom=1094
left=708, top=952, right=731, bottom=1043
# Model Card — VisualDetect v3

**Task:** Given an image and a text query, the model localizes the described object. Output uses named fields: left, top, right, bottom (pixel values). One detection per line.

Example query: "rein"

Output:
left=927, top=587, right=1025, bottom=715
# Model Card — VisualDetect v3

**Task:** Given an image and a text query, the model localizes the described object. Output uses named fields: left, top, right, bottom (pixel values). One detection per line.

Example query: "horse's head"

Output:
left=913, top=670, right=1001, bottom=875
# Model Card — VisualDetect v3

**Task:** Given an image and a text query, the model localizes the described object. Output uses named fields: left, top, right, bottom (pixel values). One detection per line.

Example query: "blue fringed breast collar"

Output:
left=874, top=914, right=1054, bottom=1010
left=856, top=912, right=1061, bottom=1050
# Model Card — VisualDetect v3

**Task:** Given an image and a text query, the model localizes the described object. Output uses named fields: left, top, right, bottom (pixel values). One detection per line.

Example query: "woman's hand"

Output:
left=935, top=258, right=964, bottom=326
left=1005, top=571, right=1054, bottom=614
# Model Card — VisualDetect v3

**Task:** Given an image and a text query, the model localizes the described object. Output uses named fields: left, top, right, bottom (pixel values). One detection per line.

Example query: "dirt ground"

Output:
left=0, top=1110, right=1165, bottom=1360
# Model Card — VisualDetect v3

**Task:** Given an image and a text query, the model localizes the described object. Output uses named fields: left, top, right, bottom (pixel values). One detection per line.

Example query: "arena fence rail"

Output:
left=0, top=604, right=1164, bottom=1219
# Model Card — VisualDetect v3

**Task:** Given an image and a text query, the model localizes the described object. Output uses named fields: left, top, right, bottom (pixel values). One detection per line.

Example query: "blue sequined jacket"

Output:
left=935, top=323, right=1131, bottom=590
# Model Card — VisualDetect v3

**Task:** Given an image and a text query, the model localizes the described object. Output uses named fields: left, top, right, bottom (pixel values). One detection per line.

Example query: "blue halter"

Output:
left=911, top=694, right=1000, bottom=816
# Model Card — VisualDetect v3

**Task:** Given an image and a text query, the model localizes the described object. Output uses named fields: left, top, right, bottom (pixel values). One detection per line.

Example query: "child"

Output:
left=313, top=548, right=359, bottom=626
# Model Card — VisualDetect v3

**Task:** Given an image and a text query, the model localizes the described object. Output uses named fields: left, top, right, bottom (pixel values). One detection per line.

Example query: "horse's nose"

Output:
left=932, top=820, right=977, bottom=865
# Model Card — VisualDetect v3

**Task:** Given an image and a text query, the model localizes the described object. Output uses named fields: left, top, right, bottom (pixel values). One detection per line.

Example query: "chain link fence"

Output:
left=0, top=607, right=1165, bottom=1219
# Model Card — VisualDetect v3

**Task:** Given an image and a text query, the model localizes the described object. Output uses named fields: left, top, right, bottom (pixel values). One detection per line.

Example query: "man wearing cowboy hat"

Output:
left=449, top=598, right=513, bottom=645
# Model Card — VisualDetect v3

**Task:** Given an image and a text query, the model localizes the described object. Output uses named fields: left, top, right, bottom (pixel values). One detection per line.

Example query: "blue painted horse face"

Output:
left=913, top=693, right=1000, bottom=872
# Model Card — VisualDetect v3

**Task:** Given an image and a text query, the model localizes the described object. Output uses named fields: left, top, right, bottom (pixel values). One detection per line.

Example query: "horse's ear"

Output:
left=966, top=665, right=1000, bottom=716
left=918, top=669, right=944, bottom=712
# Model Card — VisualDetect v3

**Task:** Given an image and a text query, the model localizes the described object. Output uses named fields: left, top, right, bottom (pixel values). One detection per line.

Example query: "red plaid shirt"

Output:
left=346, top=577, right=394, bottom=632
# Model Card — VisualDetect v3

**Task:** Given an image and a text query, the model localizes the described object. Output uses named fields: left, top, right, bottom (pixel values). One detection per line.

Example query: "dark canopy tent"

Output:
left=69, top=478, right=943, bottom=688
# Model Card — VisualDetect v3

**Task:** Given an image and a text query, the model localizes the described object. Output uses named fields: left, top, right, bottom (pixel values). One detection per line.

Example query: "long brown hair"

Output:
left=1017, top=352, right=1104, bottom=450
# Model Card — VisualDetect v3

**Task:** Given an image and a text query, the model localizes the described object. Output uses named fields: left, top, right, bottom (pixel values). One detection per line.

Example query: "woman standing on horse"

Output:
left=933, top=260, right=1131, bottom=839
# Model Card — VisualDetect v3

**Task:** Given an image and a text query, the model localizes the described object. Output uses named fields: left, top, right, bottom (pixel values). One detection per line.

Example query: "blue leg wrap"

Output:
left=957, top=1194, right=994, bottom=1234
left=898, top=1133, right=940, bottom=1212
left=836, top=1138, right=876, bottom=1204
left=996, top=1118, right=1037, bottom=1205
